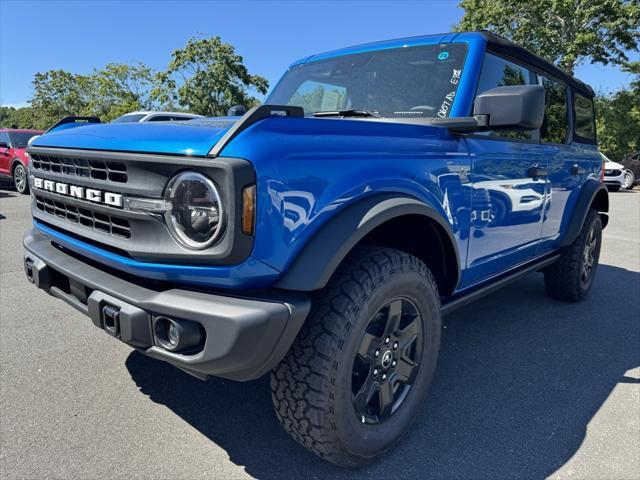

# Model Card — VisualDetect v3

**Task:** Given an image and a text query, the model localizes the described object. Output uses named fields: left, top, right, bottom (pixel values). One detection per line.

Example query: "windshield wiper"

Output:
left=313, top=109, right=381, bottom=118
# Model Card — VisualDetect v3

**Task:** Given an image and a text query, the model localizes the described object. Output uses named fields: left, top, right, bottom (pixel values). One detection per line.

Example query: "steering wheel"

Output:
left=409, top=105, right=436, bottom=111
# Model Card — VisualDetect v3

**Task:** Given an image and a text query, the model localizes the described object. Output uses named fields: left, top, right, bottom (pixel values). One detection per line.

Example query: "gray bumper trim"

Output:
left=24, top=227, right=310, bottom=381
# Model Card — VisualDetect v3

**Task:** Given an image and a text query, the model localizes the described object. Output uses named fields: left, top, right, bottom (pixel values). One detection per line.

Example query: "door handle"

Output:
left=571, top=165, right=585, bottom=175
left=527, top=166, right=548, bottom=178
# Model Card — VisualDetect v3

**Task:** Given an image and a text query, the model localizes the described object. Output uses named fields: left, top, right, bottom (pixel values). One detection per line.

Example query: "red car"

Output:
left=0, top=128, right=43, bottom=194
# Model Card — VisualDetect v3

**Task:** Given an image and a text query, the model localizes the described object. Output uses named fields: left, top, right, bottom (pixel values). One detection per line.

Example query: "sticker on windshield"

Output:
left=438, top=51, right=450, bottom=61
left=450, top=69, right=462, bottom=85
left=437, top=91, right=457, bottom=118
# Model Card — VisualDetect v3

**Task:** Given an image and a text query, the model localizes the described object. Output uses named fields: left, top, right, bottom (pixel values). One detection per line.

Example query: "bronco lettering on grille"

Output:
left=32, top=177, right=123, bottom=208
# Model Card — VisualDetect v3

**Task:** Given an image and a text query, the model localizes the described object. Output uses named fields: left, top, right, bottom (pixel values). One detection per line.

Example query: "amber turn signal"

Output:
left=242, top=184, right=256, bottom=235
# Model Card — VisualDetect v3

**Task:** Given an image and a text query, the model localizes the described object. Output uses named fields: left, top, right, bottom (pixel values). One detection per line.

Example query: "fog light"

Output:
left=167, top=322, right=179, bottom=347
left=153, top=316, right=204, bottom=353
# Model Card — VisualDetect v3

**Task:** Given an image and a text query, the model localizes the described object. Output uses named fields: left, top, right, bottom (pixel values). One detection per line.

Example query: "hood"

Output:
left=30, top=117, right=239, bottom=156
left=605, top=161, right=624, bottom=169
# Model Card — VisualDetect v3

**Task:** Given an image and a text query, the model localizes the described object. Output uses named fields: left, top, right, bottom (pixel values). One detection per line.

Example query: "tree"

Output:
left=0, top=106, right=38, bottom=129
left=154, top=36, right=269, bottom=116
left=24, top=63, right=160, bottom=128
left=30, top=70, right=94, bottom=128
left=456, top=0, right=640, bottom=74
left=596, top=62, right=640, bottom=160
left=89, top=63, right=157, bottom=121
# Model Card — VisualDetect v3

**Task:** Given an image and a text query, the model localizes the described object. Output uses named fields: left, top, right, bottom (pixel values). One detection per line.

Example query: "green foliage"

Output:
left=596, top=62, right=640, bottom=160
left=2, top=35, right=267, bottom=129
left=0, top=106, right=39, bottom=129
left=89, top=63, right=156, bottom=120
left=153, top=36, right=269, bottom=116
left=456, top=0, right=640, bottom=74
left=30, top=70, right=94, bottom=128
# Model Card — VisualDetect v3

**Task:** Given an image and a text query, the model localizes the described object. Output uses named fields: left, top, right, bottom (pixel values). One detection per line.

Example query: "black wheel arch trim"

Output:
left=558, top=180, right=609, bottom=248
left=275, top=194, right=460, bottom=293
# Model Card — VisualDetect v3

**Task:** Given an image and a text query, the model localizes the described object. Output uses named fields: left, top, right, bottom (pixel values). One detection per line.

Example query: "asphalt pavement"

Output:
left=1, top=187, right=638, bottom=479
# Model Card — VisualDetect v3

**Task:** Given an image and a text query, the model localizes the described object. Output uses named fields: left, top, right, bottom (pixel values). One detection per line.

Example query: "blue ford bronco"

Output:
left=24, top=31, right=608, bottom=466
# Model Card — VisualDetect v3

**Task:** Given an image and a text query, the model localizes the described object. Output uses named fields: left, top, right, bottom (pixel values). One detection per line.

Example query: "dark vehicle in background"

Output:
left=0, top=128, right=43, bottom=194
left=620, top=151, right=640, bottom=188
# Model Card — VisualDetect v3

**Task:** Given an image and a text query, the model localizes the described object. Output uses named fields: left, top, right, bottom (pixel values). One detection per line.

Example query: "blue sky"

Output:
left=1, top=0, right=637, bottom=107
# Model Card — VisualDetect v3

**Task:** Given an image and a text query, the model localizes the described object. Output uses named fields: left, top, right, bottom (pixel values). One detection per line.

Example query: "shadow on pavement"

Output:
left=126, top=263, right=640, bottom=479
left=0, top=189, right=16, bottom=199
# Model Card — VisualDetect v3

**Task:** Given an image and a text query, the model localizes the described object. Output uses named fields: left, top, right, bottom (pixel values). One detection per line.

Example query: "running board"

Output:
left=441, top=254, right=560, bottom=316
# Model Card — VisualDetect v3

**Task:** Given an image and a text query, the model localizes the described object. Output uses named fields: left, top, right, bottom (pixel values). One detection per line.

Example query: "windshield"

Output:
left=8, top=132, right=40, bottom=148
left=267, top=43, right=467, bottom=118
left=112, top=114, right=147, bottom=123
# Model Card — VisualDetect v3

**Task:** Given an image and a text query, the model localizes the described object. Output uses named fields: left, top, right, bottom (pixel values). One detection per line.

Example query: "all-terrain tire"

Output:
left=544, top=209, right=602, bottom=302
left=271, top=246, right=441, bottom=467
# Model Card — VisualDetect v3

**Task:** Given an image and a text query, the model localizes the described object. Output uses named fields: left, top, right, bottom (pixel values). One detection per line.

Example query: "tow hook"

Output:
left=102, top=305, right=120, bottom=337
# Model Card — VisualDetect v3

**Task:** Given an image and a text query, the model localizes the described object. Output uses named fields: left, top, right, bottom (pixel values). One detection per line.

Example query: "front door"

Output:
left=460, top=53, right=547, bottom=286
left=463, top=138, right=547, bottom=285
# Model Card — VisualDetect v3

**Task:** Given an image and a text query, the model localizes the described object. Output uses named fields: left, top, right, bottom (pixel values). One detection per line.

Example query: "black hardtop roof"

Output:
left=479, top=31, right=595, bottom=97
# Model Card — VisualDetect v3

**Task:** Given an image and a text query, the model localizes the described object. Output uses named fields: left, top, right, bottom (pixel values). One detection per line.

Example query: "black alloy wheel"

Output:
left=352, top=297, right=423, bottom=424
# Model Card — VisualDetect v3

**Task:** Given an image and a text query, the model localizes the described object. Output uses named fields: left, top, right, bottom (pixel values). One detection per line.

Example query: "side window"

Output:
left=476, top=53, right=537, bottom=140
left=288, top=80, right=348, bottom=113
left=574, top=93, right=596, bottom=142
left=0, top=132, right=10, bottom=146
left=147, top=115, right=173, bottom=122
left=539, top=76, right=568, bottom=144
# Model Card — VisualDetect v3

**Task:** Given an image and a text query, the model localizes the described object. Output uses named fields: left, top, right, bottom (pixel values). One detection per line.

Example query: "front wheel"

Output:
left=622, top=170, right=635, bottom=190
left=271, top=246, right=441, bottom=467
left=13, top=163, right=29, bottom=194
left=544, top=209, right=602, bottom=301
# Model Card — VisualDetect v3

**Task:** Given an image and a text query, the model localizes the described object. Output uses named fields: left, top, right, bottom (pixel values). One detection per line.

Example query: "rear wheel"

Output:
left=271, top=246, right=441, bottom=467
left=13, top=163, right=29, bottom=194
left=544, top=209, right=602, bottom=301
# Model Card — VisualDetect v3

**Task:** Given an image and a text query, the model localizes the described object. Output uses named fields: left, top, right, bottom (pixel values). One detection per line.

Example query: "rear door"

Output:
left=536, top=75, right=578, bottom=245
left=539, top=90, right=600, bottom=251
left=461, top=54, right=548, bottom=286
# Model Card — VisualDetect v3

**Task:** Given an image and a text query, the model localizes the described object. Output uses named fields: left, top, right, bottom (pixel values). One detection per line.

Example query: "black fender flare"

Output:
left=558, top=180, right=609, bottom=247
left=275, top=194, right=460, bottom=292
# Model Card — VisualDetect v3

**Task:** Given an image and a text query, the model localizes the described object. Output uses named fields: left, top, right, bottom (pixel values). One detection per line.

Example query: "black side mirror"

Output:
left=474, top=85, right=545, bottom=130
left=0, top=141, right=9, bottom=149
left=432, top=84, right=545, bottom=132
left=227, top=105, right=247, bottom=117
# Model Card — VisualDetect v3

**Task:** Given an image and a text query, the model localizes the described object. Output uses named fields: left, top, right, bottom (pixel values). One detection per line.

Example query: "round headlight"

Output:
left=164, top=171, right=223, bottom=250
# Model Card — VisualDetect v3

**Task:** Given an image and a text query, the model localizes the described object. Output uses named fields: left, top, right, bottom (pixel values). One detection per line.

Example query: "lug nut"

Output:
left=391, top=360, right=397, bottom=367
left=374, top=349, right=380, bottom=357
left=382, top=373, right=387, bottom=381
left=373, top=368, right=378, bottom=376
left=385, top=336, right=390, bottom=344
left=393, top=341, right=398, bottom=350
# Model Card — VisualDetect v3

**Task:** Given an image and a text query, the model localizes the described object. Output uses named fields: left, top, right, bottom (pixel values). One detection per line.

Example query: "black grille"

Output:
left=30, top=153, right=128, bottom=183
left=605, top=169, right=622, bottom=176
left=34, top=195, right=131, bottom=238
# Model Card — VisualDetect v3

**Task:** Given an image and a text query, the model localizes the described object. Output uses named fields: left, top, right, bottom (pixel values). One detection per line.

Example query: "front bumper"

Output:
left=604, top=171, right=625, bottom=186
left=23, top=227, right=310, bottom=381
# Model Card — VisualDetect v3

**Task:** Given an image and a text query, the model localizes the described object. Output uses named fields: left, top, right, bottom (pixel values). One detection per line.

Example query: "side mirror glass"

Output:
left=0, top=141, right=9, bottom=149
left=473, top=84, right=545, bottom=130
